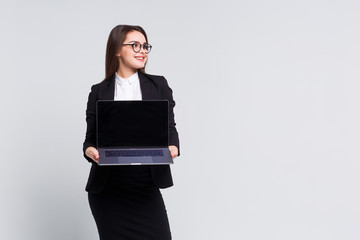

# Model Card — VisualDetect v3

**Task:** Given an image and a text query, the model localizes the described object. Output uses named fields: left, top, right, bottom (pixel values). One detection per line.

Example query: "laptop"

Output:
left=96, top=100, right=174, bottom=165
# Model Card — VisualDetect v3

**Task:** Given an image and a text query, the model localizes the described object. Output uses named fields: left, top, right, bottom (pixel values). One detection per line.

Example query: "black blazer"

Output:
left=83, top=71, right=180, bottom=193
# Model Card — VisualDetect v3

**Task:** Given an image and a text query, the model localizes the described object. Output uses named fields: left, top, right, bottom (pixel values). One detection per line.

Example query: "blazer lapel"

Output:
left=139, top=71, right=153, bottom=100
left=100, top=75, right=115, bottom=100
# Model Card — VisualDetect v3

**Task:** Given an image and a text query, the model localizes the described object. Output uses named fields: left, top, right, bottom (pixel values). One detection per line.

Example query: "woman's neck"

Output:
left=116, top=67, right=137, bottom=79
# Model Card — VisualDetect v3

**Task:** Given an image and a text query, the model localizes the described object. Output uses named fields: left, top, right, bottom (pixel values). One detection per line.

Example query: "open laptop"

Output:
left=96, top=100, right=174, bottom=165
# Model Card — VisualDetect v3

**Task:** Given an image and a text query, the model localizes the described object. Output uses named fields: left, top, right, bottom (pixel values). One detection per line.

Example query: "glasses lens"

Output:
left=145, top=44, right=152, bottom=53
left=132, top=43, right=141, bottom=52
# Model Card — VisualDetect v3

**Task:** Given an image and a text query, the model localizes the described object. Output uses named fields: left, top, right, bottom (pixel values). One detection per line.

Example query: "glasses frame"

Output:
left=121, top=42, right=152, bottom=53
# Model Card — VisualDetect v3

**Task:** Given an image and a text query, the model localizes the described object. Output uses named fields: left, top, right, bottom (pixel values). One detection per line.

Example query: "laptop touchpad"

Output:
left=118, top=157, right=153, bottom=164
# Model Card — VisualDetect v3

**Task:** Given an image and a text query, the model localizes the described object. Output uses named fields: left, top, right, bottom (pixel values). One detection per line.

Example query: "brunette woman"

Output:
left=83, top=25, right=180, bottom=240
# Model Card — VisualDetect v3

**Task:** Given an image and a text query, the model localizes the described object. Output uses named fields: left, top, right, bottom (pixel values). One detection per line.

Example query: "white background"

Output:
left=1, top=0, right=360, bottom=239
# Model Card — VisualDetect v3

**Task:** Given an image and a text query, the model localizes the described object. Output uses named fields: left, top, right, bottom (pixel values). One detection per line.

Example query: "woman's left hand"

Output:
left=169, top=145, right=178, bottom=159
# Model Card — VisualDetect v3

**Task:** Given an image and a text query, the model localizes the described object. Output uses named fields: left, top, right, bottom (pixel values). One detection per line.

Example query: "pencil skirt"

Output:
left=88, top=166, right=172, bottom=240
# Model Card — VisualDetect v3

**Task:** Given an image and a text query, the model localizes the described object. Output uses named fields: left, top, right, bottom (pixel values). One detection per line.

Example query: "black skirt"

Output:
left=88, top=166, right=171, bottom=240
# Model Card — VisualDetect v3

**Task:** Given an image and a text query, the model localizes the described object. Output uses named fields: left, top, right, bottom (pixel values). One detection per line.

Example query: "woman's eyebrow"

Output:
left=128, top=40, right=147, bottom=44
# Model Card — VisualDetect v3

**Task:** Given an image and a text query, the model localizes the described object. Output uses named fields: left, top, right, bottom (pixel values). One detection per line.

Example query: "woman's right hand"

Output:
left=85, top=147, right=99, bottom=163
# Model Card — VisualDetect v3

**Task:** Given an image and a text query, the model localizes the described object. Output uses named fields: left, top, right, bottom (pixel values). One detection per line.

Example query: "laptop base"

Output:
left=98, top=148, right=173, bottom=166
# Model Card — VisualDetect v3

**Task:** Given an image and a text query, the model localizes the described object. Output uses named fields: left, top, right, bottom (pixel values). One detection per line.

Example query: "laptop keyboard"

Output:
left=105, top=150, right=164, bottom=157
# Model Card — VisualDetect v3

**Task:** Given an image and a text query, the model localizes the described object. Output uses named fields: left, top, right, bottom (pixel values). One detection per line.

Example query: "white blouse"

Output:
left=114, top=72, right=142, bottom=100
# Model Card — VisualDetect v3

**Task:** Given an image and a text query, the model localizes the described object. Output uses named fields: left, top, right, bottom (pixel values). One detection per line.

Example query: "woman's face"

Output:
left=117, top=31, right=148, bottom=74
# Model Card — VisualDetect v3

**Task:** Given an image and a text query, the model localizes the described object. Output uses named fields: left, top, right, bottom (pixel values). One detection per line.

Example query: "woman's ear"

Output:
left=116, top=50, right=121, bottom=57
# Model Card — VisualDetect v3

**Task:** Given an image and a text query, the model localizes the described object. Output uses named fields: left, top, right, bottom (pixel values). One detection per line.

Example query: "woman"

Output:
left=83, top=25, right=180, bottom=240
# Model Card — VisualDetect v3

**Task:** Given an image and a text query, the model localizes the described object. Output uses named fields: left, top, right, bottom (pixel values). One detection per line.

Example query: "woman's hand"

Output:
left=85, top=146, right=99, bottom=163
left=168, top=145, right=178, bottom=159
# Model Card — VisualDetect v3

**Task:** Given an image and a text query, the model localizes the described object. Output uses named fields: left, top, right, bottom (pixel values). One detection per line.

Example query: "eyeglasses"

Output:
left=121, top=42, right=152, bottom=53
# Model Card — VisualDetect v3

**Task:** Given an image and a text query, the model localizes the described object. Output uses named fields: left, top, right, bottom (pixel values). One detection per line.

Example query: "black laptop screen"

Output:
left=97, top=101, right=169, bottom=148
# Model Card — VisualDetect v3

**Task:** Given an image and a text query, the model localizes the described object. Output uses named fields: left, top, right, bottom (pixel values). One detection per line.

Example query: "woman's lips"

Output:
left=135, top=56, right=146, bottom=61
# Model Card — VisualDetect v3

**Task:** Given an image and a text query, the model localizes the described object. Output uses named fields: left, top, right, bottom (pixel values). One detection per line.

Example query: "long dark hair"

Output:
left=104, top=25, right=148, bottom=81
